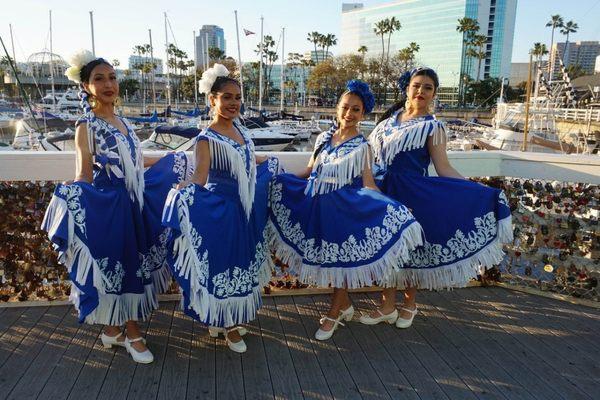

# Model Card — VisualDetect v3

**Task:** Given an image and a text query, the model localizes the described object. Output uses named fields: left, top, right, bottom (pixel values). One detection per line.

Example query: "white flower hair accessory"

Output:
left=198, top=63, right=230, bottom=94
left=64, top=50, right=97, bottom=83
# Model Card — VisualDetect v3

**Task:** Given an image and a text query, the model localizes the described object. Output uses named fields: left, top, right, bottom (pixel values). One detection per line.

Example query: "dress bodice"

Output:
left=306, top=129, right=370, bottom=196
left=369, top=110, right=446, bottom=177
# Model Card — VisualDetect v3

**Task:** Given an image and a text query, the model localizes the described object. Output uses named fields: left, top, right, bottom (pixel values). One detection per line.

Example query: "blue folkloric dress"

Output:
left=161, top=124, right=280, bottom=328
left=268, top=129, right=424, bottom=289
left=42, top=114, right=192, bottom=325
left=369, top=110, right=513, bottom=289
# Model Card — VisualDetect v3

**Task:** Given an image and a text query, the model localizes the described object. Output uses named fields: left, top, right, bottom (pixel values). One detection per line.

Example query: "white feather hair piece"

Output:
left=64, top=49, right=98, bottom=83
left=198, top=63, right=230, bottom=94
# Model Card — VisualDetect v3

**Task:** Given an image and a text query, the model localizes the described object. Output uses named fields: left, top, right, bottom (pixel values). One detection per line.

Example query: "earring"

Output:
left=88, top=95, right=98, bottom=109
left=113, top=97, right=123, bottom=107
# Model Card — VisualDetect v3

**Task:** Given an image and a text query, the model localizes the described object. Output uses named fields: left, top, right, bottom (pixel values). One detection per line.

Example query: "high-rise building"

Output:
left=128, top=55, right=163, bottom=75
left=195, top=25, right=226, bottom=67
left=340, top=0, right=517, bottom=92
left=550, top=41, right=600, bottom=77
left=303, top=50, right=333, bottom=64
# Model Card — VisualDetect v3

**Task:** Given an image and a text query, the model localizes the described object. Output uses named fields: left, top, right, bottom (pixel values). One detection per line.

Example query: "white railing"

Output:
left=0, top=151, right=599, bottom=184
left=557, top=108, right=600, bottom=122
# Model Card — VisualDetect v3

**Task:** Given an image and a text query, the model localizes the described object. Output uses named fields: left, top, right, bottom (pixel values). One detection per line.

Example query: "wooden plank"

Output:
left=214, top=335, right=244, bottom=399
left=452, top=288, right=593, bottom=400
left=7, top=307, right=81, bottom=399
left=66, top=325, right=121, bottom=400
left=469, top=288, right=600, bottom=399
left=96, top=311, right=153, bottom=400
left=0, top=306, right=69, bottom=396
left=498, top=288, right=600, bottom=351
left=311, top=294, right=395, bottom=400
left=157, top=306, right=193, bottom=400
left=366, top=292, right=479, bottom=400
left=186, top=320, right=216, bottom=400
left=436, top=289, right=562, bottom=400
left=494, top=282, right=600, bottom=310
left=257, top=296, right=303, bottom=399
left=424, top=291, right=537, bottom=400
left=293, top=295, right=362, bottom=400
left=38, top=316, right=104, bottom=400
left=409, top=295, right=511, bottom=400
left=127, top=301, right=176, bottom=400
left=273, top=296, right=333, bottom=400
left=241, top=306, right=274, bottom=400
left=487, top=288, right=600, bottom=383
left=349, top=294, right=421, bottom=400
left=0, top=307, right=46, bottom=367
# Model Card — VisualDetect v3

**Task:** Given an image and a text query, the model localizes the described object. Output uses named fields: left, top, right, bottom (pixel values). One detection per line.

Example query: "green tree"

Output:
left=208, top=47, right=225, bottom=61
left=306, top=32, right=322, bottom=64
left=531, top=42, right=549, bottom=79
left=560, top=20, right=579, bottom=63
left=456, top=17, right=480, bottom=105
left=119, top=78, right=139, bottom=100
left=546, top=14, right=564, bottom=75
left=565, top=63, right=585, bottom=79
left=323, top=34, right=337, bottom=61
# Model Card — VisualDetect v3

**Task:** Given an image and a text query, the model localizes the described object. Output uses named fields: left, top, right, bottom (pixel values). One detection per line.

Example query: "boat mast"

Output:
left=258, top=15, right=264, bottom=112
left=193, top=30, right=198, bottom=107
left=164, top=12, right=171, bottom=105
left=280, top=27, right=285, bottom=112
left=149, top=29, right=157, bottom=110
left=9, top=24, right=17, bottom=65
left=234, top=10, right=245, bottom=104
left=89, top=11, right=96, bottom=57
left=49, top=10, right=56, bottom=112
left=522, top=52, right=533, bottom=152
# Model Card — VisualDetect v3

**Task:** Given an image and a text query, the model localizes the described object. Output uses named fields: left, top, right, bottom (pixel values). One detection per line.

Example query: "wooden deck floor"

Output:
left=1, top=287, right=599, bottom=400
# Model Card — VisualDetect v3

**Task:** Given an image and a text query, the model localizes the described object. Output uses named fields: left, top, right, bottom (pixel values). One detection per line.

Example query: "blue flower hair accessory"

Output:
left=398, top=67, right=439, bottom=95
left=345, top=79, right=375, bottom=114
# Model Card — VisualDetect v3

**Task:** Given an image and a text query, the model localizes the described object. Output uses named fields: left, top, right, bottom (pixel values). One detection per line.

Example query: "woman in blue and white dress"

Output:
left=268, top=80, right=423, bottom=340
left=362, top=67, right=513, bottom=328
left=162, top=64, right=279, bottom=353
left=42, top=52, right=192, bottom=364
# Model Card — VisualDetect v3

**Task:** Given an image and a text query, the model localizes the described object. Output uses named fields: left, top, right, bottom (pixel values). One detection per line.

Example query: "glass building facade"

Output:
left=340, top=0, right=516, bottom=103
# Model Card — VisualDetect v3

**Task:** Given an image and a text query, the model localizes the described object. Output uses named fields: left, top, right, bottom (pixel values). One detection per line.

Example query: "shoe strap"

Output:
left=127, top=336, right=146, bottom=344
left=226, top=326, right=243, bottom=333
left=104, top=331, right=123, bottom=339
left=319, top=316, right=345, bottom=327
left=400, top=306, right=418, bottom=315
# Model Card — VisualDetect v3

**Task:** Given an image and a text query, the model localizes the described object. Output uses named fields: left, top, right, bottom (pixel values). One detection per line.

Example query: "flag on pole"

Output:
left=243, top=29, right=255, bottom=36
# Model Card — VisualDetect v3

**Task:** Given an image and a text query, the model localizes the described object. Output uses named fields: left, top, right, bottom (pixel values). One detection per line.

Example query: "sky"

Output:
left=0, top=0, right=599, bottom=67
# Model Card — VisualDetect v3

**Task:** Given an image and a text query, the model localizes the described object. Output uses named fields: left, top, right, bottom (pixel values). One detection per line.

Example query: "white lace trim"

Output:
left=269, top=182, right=423, bottom=284
left=306, top=141, right=370, bottom=196
left=198, top=128, right=257, bottom=219
left=369, top=117, right=447, bottom=165
left=166, top=185, right=273, bottom=326
left=267, top=218, right=423, bottom=289
left=383, top=216, right=513, bottom=290
left=70, top=283, right=157, bottom=325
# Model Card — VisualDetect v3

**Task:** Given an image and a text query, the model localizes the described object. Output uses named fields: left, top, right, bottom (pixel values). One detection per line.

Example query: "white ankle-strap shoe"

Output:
left=315, top=315, right=345, bottom=341
left=101, top=331, right=126, bottom=349
left=395, top=306, right=418, bottom=329
left=359, top=309, right=399, bottom=325
left=340, top=305, right=355, bottom=321
left=124, top=336, right=154, bottom=364
left=208, top=326, right=248, bottom=338
left=225, top=327, right=247, bottom=353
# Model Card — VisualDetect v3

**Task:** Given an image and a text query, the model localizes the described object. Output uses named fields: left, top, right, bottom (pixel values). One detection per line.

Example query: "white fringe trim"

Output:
left=151, top=263, right=173, bottom=294
left=267, top=219, right=424, bottom=289
left=370, top=119, right=447, bottom=165
left=383, top=216, right=513, bottom=290
left=70, top=283, right=157, bottom=325
left=200, top=134, right=256, bottom=219
left=43, top=195, right=106, bottom=293
left=306, top=141, right=370, bottom=196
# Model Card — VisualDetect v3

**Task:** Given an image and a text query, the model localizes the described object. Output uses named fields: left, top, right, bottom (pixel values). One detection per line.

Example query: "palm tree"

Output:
left=560, top=20, right=579, bottom=63
left=531, top=42, right=549, bottom=78
left=456, top=17, right=479, bottom=104
left=357, top=45, right=368, bottom=62
left=471, top=34, right=487, bottom=81
left=307, top=32, right=322, bottom=64
left=546, top=14, right=564, bottom=77
left=324, top=34, right=337, bottom=61
left=373, top=20, right=387, bottom=68
left=385, top=17, right=401, bottom=66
